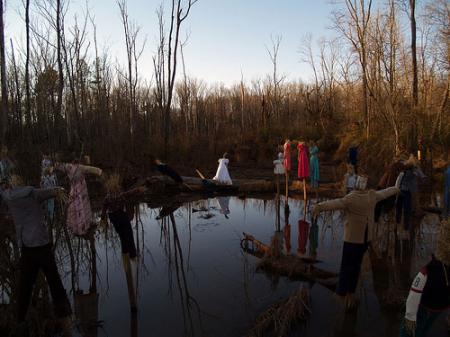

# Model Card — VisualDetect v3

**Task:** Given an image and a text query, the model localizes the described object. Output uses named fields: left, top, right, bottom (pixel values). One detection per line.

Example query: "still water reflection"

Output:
left=2, top=196, right=448, bottom=337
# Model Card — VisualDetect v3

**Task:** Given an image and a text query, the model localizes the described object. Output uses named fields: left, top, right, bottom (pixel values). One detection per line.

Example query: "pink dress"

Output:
left=283, top=141, right=291, bottom=172
left=60, top=163, right=102, bottom=235
left=297, top=143, right=310, bottom=179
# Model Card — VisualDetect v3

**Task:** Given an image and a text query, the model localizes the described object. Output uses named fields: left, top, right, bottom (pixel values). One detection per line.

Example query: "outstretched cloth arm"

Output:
left=33, top=188, right=59, bottom=202
left=374, top=173, right=402, bottom=202
left=80, top=165, right=102, bottom=176
left=314, top=198, right=346, bottom=213
left=374, top=187, right=400, bottom=202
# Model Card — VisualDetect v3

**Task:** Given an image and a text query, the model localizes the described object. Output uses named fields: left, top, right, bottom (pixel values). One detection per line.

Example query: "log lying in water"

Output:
left=241, top=232, right=338, bottom=290
left=289, top=180, right=343, bottom=198
left=145, top=174, right=342, bottom=196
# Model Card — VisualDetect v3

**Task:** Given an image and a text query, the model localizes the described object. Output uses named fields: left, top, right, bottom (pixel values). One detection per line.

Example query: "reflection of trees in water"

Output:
left=0, top=218, right=19, bottom=333
left=158, top=211, right=205, bottom=337
left=0, top=208, right=102, bottom=336
left=0, top=199, right=149, bottom=337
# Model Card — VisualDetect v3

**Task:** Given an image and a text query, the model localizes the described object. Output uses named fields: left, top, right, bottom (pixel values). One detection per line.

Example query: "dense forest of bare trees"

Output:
left=0, top=0, right=448, bottom=179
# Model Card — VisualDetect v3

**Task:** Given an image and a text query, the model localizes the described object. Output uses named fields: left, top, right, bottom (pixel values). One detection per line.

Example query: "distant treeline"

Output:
left=0, top=0, right=448, bottom=180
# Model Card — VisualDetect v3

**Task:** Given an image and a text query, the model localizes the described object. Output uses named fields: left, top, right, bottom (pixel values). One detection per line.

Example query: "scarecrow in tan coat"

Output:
left=313, top=173, right=402, bottom=309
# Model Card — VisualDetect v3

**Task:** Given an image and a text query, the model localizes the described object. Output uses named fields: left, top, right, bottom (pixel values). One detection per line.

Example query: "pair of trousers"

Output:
left=336, top=241, right=368, bottom=296
left=396, top=191, right=412, bottom=230
left=17, top=244, right=72, bottom=322
left=108, top=210, right=137, bottom=258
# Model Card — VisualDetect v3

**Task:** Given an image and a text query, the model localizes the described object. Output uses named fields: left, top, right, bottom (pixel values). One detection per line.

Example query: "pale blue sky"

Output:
left=6, top=0, right=341, bottom=85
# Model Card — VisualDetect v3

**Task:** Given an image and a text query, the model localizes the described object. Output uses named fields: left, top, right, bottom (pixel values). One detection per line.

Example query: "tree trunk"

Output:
left=25, top=0, right=31, bottom=128
left=56, top=0, right=64, bottom=148
left=0, top=0, right=8, bottom=142
left=10, top=39, right=22, bottom=134
left=410, top=0, right=418, bottom=107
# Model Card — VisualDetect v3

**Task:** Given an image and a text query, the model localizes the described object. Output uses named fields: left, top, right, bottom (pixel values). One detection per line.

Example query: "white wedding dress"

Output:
left=213, top=158, right=232, bottom=185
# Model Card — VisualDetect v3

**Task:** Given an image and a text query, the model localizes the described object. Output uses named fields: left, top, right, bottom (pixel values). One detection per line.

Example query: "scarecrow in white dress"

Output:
left=213, top=153, right=232, bottom=185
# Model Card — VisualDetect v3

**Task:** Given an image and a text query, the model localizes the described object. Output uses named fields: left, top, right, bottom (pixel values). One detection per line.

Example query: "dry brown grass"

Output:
left=247, top=286, right=311, bottom=337
left=435, top=218, right=450, bottom=265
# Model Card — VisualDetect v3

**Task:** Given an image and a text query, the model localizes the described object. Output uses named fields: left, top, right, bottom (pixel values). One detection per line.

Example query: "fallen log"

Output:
left=241, top=232, right=338, bottom=290
left=145, top=174, right=345, bottom=196
left=290, top=180, right=343, bottom=198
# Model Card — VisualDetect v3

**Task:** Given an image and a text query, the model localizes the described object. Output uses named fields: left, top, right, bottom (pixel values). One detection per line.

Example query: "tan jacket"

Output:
left=314, top=187, right=399, bottom=244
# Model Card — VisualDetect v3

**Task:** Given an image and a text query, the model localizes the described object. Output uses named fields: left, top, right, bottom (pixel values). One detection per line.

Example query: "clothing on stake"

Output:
left=297, top=141, right=310, bottom=202
left=283, top=140, right=291, bottom=202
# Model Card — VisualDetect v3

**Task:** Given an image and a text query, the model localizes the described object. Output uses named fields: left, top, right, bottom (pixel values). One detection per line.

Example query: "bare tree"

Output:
left=25, top=0, right=31, bottom=127
left=153, top=0, right=198, bottom=158
left=408, top=0, right=419, bottom=107
left=266, top=34, right=284, bottom=124
left=0, top=0, right=8, bottom=141
left=300, top=34, right=325, bottom=132
left=118, top=0, right=146, bottom=139
left=56, top=0, right=64, bottom=144
left=333, top=0, right=373, bottom=139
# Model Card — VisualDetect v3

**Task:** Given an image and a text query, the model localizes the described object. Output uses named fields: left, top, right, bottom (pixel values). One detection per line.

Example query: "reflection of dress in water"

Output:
left=213, top=158, right=232, bottom=185
left=309, top=220, right=319, bottom=257
left=216, top=196, right=231, bottom=217
left=283, top=223, right=291, bottom=253
left=297, top=220, right=310, bottom=254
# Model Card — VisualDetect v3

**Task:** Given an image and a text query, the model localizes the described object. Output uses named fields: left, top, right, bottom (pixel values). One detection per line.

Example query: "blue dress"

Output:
left=444, top=166, right=450, bottom=217
left=41, top=174, right=57, bottom=220
left=309, top=145, right=320, bottom=188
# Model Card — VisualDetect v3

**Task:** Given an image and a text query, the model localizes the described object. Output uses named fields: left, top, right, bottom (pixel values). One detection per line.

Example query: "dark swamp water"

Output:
left=2, top=195, right=449, bottom=337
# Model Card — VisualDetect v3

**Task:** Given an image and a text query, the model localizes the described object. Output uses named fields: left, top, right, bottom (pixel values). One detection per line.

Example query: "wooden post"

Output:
left=276, top=174, right=280, bottom=195
left=285, top=171, right=289, bottom=200
left=303, top=178, right=308, bottom=220
left=303, top=178, right=307, bottom=201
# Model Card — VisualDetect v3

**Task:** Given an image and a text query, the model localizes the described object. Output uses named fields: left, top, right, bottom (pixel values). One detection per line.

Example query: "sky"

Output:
left=6, top=0, right=341, bottom=86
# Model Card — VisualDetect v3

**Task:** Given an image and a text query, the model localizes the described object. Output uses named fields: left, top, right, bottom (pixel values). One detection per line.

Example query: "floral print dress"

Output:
left=59, top=163, right=102, bottom=235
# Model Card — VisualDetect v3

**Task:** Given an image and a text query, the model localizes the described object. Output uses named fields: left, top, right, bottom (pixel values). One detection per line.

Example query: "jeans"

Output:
left=17, top=244, right=72, bottom=322
left=336, top=241, right=368, bottom=296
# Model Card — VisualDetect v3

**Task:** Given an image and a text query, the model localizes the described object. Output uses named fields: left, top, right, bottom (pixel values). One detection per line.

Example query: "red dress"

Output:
left=297, top=143, right=310, bottom=179
left=283, top=141, right=291, bottom=172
